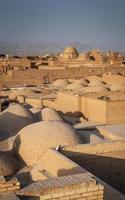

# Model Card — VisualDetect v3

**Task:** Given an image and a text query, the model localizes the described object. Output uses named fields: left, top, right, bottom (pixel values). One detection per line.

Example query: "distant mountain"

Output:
left=0, top=41, right=92, bottom=56
left=0, top=41, right=124, bottom=56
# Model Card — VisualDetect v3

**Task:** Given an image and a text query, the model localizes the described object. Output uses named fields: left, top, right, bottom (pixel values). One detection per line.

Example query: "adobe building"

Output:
left=108, top=51, right=121, bottom=65
left=87, top=49, right=108, bottom=64
left=60, top=46, right=78, bottom=60
left=1, top=87, right=125, bottom=199
left=1, top=47, right=125, bottom=200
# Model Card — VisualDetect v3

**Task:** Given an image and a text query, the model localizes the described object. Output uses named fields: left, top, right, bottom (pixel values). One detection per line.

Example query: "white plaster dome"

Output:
left=0, top=103, right=36, bottom=151
left=42, top=107, right=63, bottom=122
left=66, top=82, right=84, bottom=91
left=16, top=121, right=81, bottom=165
left=73, top=79, right=89, bottom=85
left=6, top=103, right=36, bottom=120
left=88, top=80, right=105, bottom=87
left=51, top=79, right=70, bottom=89
left=109, top=83, right=125, bottom=92
left=82, top=85, right=108, bottom=93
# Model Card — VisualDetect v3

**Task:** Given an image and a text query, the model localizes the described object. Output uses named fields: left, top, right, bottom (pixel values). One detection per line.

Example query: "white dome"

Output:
left=86, top=76, right=100, bottom=81
left=6, top=103, right=36, bottom=119
left=73, top=79, right=89, bottom=85
left=88, top=80, right=105, bottom=87
left=42, top=107, right=63, bottom=122
left=83, top=85, right=108, bottom=93
left=0, top=103, right=36, bottom=151
left=51, top=79, right=70, bottom=89
left=66, top=82, right=84, bottom=91
left=16, top=121, right=81, bottom=165
left=109, top=83, right=125, bottom=92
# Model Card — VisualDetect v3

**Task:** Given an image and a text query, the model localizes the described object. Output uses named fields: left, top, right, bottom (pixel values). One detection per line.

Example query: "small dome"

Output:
left=16, top=121, right=81, bottom=165
left=9, top=89, right=41, bottom=99
left=83, top=85, right=108, bottom=93
left=6, top=103, right=36, bottom=119
left=109, top=83, right=125, bottom=92
left=73, top=79, right=89, bottom=85
left=88, top=80, right=105, bottom=87
left=42, top=107, right=63, bottom=122
left=50, top=79, right=70, bottom=89
left=66, top=82, right=84, bottom=91
left=86, top=76, right=100, bottom=81
left=0, top=103, right=36, bottom=151
left=0, top=152, right=18, bottom=176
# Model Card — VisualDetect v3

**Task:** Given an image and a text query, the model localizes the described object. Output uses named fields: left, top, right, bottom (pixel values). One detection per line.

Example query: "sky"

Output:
left=0, top=0, right=125, bottom=50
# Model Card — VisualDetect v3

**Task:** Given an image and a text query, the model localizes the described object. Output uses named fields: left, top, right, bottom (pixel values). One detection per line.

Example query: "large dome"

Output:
left=0, top=103, right=36, bottom=151
left=16, top=121, right=81, bottom=165
left=64, top=46, right=78, bottom=54
left=0, top=152, right=18, bottom=176
left=63, top=46, right=78, bottom=59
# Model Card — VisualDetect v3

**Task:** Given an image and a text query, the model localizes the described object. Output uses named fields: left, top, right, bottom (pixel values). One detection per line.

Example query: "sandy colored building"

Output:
left=1, top=47, right=125, bottom=200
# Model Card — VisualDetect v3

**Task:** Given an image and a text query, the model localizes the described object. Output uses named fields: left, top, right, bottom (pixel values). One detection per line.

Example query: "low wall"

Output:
left=16, top=173, right=104, bottom=200
left=16, top=147, right=125, bottom=200
left=43, top=92, right=80, bottom=115
left=44, top=92, right=125, bottom=124
left=62, top=141, right=125, bottom=194
left=1, top=66, right=125, bottom=86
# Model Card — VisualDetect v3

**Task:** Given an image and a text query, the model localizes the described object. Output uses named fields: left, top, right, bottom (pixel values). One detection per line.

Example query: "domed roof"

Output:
left=63, top=46, right=78, bottom=54
left=73, top=79, right=89, bottom=85
left=9, top=89, right=41, bottom=99
left=66, top=82, right=84, bottom=91
left=109, top=83, right=125, bottom=92
left=16, top=121, right=81, bottom=165
left=82, top=85, right=108, bottom=93
left=0, top=152, right=18, bottom=176
left=88, top=80, right=105, bottom=87
left=0, top=103, right=36, bottom=151
left=51, top=79, right=70, bottom=89
left=86, top=76, right=100, bottom=81
left=42, top=107, right=63, bottom=122
left=6, top=103, right=36, bottom=119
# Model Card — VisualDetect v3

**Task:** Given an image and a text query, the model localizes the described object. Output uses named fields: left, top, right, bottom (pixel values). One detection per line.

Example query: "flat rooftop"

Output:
left=97, top=124, right=125, bottom=140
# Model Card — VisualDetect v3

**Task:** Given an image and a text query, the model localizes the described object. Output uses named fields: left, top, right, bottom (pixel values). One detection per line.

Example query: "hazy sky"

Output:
left=0, top=0, right=125, bottom=49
